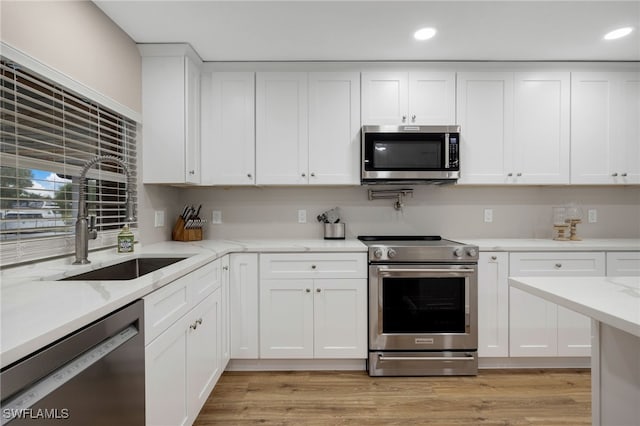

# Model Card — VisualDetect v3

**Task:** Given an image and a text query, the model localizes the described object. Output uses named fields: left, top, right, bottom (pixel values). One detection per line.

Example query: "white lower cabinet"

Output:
left=477, top=252, right=509, bottom=357
left=229, top=253, right=259, bottom=359
left=509, top=252, right=605, bottom=357
left=186, top=288, right=222, bottom=422
left=220, top=255, right=231, bottom=366
left=144, top=259, right=225, bottom=426
left=259, top=253, right=367, bottom=359
left=607, top=251, right=640, bottom=276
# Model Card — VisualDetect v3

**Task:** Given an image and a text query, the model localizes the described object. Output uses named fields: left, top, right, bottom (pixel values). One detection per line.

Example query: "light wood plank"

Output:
left=194, top=369, right=590, bottom=425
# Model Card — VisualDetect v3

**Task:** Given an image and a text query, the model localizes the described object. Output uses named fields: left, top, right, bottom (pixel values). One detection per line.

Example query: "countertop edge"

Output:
left=509, top=276, right=640, bottom=339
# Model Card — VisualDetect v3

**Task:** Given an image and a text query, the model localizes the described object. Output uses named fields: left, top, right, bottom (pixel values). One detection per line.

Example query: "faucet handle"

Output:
left=89, top=215, right=96, bottom=230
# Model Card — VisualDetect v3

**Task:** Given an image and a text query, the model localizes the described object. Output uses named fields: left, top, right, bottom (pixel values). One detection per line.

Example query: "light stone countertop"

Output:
left=0, top=238, right=367, bottom=368
left=509, top=276, right=640, bottom=338
left=1, top=237, right=638, bottom=368
left=456, top=238, right=640, bottom=252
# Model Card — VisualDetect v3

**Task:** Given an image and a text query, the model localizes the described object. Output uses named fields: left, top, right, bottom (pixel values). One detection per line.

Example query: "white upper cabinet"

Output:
left=308, top=72, right=361, bottom=185
left=256, top=72, right=309, bottom=184
left=571, top=72, right=640, bottom=184
left=456, top=72, right=514, bottom=184
left=140, top=46, right=201, bottom=184
left=361, top=72, right=455, bottom=125
left=513, top=72, right=570, bottom=184
left=256, top=72, right=360, bottom=185
left=457, top=71, right=570, bottom=184
left=201, top=72, right=255, bottom=185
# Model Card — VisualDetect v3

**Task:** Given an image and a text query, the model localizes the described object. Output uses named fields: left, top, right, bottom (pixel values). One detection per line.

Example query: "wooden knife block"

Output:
left=172, top=217, right=202, bottom=242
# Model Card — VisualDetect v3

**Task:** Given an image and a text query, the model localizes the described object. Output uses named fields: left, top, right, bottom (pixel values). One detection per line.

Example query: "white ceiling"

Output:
left=94, top=0, right=640, bottom=62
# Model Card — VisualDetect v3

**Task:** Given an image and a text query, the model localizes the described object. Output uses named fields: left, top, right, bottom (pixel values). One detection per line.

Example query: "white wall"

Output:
left=177, top=186, right=640, bottom=241
left=1, top=0, right=141, bottom=113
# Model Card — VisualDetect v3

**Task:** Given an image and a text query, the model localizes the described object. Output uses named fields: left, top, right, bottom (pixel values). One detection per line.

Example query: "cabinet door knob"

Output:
left=621, top=172, right=628, bottom=177
left=311, top=264, right=317, bottom=269
left=612, top=172, right=618, bottom=177
left=223, top=266, right=229, bottom=271
left=247, top=173, right=252, bottom=179
left=402, top=115, right=407, bottom=122
left=316, top=288, right=321, bottom=293
left=190, top=322, right=198, bottom=330
left=306, top=288, right=311, bottom=293
left=310, top=172, right=316, bottom=177
left=491, top=256, right=497, bottom=261
left=507, top=173, right=513, bottom=177
left=189, top=170, right=195, bottom=175
left=555, top=263, right=562, bottom=268
left=301, top=173, right=306, bottom=177
left=411, top=114, right=416, bottom=122
left=516, top=172, right=522, bottom=177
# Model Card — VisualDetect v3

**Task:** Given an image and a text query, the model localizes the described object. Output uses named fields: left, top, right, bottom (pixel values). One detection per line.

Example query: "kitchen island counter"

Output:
left=509, top=275, right=640, bottom=426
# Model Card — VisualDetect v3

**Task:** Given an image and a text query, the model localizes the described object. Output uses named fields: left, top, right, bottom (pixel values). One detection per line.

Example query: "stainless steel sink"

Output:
left=59, top=257, right=188, bottom=281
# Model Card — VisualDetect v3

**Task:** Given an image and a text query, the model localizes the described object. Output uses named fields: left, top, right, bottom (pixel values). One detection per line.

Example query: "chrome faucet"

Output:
left=73, top=155, right=135, bottom=264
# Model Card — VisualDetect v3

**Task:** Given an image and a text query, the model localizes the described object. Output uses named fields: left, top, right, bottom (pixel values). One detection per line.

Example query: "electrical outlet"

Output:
left=298, top=209, right=307, bottom=223
left=154, top=210, right=165, bottom=227
left=483, top=208, right=493, bottom=223
left=588, top=209, right=597, bottom=223
left=212, top=210, right=222, bottom=224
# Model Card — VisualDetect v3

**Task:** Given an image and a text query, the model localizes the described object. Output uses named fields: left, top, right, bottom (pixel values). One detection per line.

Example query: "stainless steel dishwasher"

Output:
left=1, top=300, right=145, bottom=425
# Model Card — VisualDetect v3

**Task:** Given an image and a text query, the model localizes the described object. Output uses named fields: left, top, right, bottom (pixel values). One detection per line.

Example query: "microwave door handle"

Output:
left=444, top=133, right=450, bottom=169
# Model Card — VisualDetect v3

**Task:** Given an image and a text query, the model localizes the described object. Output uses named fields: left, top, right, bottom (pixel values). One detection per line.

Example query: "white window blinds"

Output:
left=0, top=58, right=138, bottom=266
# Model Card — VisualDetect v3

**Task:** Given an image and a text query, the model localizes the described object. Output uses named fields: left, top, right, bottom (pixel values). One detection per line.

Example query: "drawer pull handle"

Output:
left=490, top=256, right=497, bottom=261
left=311, top=265, right=317, bottom=269
left=555, top=263, right=562, bottom=268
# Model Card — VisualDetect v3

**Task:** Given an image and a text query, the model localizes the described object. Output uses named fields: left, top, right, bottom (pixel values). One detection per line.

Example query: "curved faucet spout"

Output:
left=74, top=155, right=135, bottom=265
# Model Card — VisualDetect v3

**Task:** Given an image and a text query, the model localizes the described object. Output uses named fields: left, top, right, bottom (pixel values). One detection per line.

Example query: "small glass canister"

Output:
left=552, top=207, right=569, bottom=241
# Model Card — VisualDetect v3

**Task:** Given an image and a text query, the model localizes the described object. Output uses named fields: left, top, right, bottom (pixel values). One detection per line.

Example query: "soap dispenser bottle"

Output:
left=117, top=224, right=134, bottom=253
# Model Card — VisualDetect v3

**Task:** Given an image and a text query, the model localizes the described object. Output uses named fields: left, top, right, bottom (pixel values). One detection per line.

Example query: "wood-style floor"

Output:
left=194, top=369, right=590, bottom=425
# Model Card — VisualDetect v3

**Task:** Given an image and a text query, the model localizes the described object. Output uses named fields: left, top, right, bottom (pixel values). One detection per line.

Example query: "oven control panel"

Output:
left=368, top=245, right=479, bottom=262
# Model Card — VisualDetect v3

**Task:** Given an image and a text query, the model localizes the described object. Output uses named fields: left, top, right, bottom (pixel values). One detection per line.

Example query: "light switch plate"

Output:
left=298, top=209, right=307, bottom=223
left=588, top=209, right=597, bottom=223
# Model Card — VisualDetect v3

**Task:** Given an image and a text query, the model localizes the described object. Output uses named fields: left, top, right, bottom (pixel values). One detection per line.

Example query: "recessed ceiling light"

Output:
left=604, top=27, right=633, bottom=40
left=414, top=27, right=437, bottom=41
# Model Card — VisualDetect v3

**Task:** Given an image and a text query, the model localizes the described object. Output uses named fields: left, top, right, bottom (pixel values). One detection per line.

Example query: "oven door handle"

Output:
left=378, top=268, right=476, bottom=274
left=378, top=355, right=475, bottom=362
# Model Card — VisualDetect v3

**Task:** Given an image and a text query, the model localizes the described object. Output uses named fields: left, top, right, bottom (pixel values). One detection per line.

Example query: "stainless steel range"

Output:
left=358, top=236, right=478, bottom=377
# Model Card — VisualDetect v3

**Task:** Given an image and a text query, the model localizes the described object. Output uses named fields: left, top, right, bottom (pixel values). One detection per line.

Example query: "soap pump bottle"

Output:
left=117, top=224, right=135, bottom=253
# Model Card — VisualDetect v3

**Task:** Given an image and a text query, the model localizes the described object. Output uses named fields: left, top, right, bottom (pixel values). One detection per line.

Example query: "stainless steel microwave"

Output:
left=361, top=125, right=460, bottom=184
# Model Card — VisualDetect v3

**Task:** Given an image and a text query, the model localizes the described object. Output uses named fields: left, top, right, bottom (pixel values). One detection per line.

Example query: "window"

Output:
left=0, top=58, right=137, bottom=265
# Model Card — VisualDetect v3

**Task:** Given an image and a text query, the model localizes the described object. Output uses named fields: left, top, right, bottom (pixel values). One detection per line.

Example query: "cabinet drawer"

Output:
left=607, top=252, right=640, bottom=276
left=189, top=259, right=220, bottom=304
left=260, top=253, right=367, bottom=279
left=510, top=252, right=605, bottom=276
left=144, top=272, right=193, bottom=345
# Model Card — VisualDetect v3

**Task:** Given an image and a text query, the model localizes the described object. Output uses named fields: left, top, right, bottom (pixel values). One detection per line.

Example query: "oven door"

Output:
left=369, top=263, right=477, bottom=351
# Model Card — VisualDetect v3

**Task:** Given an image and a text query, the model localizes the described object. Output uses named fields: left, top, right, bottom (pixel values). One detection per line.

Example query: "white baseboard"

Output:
left=226, top=359, right=367, bottom=372
left=479, top=357, right=591, bottom=369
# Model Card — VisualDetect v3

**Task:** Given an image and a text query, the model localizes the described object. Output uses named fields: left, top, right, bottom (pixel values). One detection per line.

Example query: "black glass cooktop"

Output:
left=358, top=235, right=442, bottom=242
